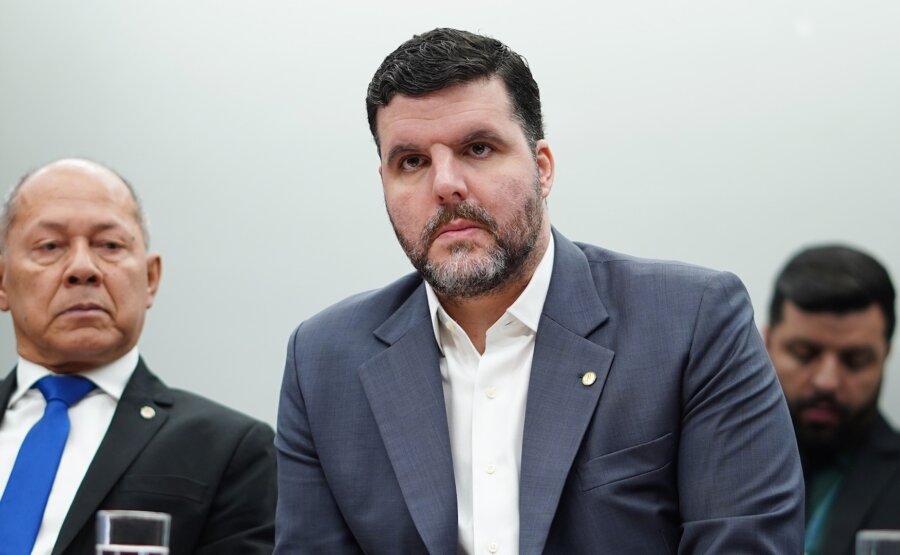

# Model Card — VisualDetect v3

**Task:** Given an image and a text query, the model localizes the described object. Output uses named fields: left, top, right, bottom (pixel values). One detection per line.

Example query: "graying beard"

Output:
left=422, top=241, right=511, bottom=299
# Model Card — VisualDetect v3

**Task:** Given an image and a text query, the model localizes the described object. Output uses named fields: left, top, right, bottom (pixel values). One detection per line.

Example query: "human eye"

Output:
left=841, top=349, right=876, bottom=371
left=467, top=143, right=493, bottom=158
left=94, top=238, right=128, bottom=257
left=31, top=240, right=66, bottom=263
left=399, top=155, right=426, bottom=172
left=35, top=240, right=65, bottom=254
left=786, top=341, right=819, bottom=365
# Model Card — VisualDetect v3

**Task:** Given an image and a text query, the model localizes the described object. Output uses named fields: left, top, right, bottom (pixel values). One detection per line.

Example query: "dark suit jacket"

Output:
left=0, top=358, right=276, bottom=554
left=818, top=414, right=900, bottom=555
left=275, top=230, right=805, bottom=554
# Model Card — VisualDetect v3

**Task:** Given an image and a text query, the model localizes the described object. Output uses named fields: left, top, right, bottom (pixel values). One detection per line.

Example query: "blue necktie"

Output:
left=0, top=375, right=96, bottom=555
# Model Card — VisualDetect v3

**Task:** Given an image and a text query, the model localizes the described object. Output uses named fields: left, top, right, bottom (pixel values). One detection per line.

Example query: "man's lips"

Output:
left=434, top=220, right=484, bottom=241
left=59, top=303, right=108, bottom=316
left=800, top=405, right=842, bottom=426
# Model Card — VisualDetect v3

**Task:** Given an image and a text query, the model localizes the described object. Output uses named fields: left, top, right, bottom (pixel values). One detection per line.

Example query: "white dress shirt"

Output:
left=426, top=236, right=554, bottom=555
left=0, top=348, right=138, bottom=555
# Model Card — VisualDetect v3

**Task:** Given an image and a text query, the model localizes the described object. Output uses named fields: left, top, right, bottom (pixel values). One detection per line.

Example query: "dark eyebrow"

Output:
left=839, top=346, right=878, bottom=358
left=784, top=338, right=821, bottom=350
left=459, top=130, right=509, bottom=148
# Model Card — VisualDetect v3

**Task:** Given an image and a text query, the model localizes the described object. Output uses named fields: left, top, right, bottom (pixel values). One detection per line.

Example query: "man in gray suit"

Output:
left=275, top=28, right=803, bottom=553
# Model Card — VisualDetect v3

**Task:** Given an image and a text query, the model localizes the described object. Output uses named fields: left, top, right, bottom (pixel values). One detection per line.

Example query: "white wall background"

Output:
left=1, top=0, right=898, bottom=427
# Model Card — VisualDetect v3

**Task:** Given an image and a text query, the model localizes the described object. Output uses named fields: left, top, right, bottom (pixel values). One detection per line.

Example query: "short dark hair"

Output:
left=366, top=28, right=544, bottom=150
left=769, top=244, right=896, bottom=342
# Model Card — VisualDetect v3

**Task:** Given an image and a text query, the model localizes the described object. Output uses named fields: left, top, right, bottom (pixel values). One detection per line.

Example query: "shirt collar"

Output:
left=11, top=347, right=140, bottom=405
left=425, top=234, right=555, bottom=351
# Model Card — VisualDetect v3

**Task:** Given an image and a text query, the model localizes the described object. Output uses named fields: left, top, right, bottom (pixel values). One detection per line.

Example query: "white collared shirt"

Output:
left=426, top=236, right=555, bottom=555
left=0, top=347, right=138, bottom=555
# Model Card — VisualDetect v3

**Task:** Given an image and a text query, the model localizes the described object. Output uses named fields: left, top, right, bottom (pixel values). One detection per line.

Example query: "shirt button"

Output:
left=485, top=388, right=497, bottom=399
left=488, top=542, right=499, bottom=553
left=486, top=464, right=496, bottom=475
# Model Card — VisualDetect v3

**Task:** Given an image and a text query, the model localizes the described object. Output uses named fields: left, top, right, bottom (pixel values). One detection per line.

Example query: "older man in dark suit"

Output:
left=0, top=159, right=275, bottom=554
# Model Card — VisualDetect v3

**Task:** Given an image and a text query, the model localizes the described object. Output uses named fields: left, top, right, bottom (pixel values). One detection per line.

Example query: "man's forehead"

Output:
left=18, top=163, right=135, bottom=210
left=779, top=302, right=888, bottom=345
left=9, top=163, right=142, bottom=241
left=376, top=78, right=522, bottom=150
left=381, top=77, right=511, bottom=114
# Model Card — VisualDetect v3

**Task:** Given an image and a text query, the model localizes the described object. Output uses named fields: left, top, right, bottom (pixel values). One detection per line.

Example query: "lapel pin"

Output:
left=140, top=405, right=156, bottom=419
left=581, top=372, right=597, bottom=387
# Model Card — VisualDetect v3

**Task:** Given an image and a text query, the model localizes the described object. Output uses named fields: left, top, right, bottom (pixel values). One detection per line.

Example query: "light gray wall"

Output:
left=1, top=0, right=898, bottom=427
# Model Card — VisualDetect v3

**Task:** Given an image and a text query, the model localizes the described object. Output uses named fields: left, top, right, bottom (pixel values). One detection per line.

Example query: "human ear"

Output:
left=534, top=139, right=555, bottom=199
left=144, top=253, right=162, bottom=309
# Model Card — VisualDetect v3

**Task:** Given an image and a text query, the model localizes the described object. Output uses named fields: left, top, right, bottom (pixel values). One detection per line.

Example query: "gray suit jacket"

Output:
left=275, top=231, right=804, bottom=554
left=0, top=359, right=276, bottom=554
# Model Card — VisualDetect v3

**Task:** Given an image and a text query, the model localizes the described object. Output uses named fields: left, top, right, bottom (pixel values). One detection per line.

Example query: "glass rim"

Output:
left=857, top=529, right=900, bottom=539
left=97, top=509, right=172, bottom=523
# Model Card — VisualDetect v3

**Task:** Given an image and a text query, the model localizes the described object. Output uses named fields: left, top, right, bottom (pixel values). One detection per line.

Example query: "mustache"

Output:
left=420, top=202, right=498, bottom=246
left=793, top=393, right=851, bottom=419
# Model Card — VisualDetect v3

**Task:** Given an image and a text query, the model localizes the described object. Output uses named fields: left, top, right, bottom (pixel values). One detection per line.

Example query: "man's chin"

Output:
left=427, top=238, right=482, bottom=260
left=796, top=401, right=879, bottom=458
left=795, top=426, right=846, bottom=468
left=796, top=420, right=870, bottom=465
left=27, top=337, right=130, bottom=372
left=797, top=425, right=841, bottom=450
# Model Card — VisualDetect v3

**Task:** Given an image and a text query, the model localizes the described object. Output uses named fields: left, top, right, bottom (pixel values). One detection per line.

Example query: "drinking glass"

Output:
left=96, top=510, right=171, bottom=555
left=857, top=530, right=900, bottom=555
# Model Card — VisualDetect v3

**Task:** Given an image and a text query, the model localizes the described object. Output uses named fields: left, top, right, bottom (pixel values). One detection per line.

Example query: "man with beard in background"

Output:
left=766, top=245, right=899, bottom=555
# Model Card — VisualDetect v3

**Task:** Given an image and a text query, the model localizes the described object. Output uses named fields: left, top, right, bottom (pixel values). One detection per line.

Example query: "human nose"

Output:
left=64, top=241, right=101, bottom=286
left=430, top=147, right=468, bottom=204
left=810, top=354, right=842, bottom=394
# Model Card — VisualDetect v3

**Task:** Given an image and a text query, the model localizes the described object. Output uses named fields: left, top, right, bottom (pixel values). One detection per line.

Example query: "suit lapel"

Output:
left=0, top=369, right=16, bottom=421
left=357, top=232, right=612, bottom=554
left=53, top=360, right=172, bottom=555
left=821, top=416, right=900, bottom=555
left=359, top=284, right=457, bottom=555
left=519, top=232, right=614, bottom=555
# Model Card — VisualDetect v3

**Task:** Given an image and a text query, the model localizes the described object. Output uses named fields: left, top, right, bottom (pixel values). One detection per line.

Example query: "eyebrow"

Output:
left=32, top=220, right=133, bottom=239
left=784, top=338, right=879, bottom=357
left=459, top=129, right=509, bottom=148
left=384, top=128, right=512, bottom=167
left=839, top=346, right=878, bottom=358
left=385, top=144, right=420, bottom=167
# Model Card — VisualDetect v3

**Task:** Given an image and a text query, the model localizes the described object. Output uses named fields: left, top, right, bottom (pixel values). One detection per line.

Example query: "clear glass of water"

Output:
left=857, top=530, right=900, bottom=555
left=96, top=510, right=171, bottom=555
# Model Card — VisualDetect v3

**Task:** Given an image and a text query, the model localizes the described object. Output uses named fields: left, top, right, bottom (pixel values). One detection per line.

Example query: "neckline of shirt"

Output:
left=10, top=347, right=140, bottom=407
left=425, top=234, right=556, bottom=355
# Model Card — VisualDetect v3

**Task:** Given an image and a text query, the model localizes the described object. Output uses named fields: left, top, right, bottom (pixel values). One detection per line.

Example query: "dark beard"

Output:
left=390, top=177, right=544, bottom=300
left=791, top=391, right=879, bottom=471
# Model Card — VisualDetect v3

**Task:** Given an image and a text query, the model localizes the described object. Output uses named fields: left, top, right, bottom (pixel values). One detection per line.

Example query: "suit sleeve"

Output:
left=195, top=418, right=278, bottom=555
left=677, top=271, right=804, bottom=554
left=274, top=325, right=364, bottom=554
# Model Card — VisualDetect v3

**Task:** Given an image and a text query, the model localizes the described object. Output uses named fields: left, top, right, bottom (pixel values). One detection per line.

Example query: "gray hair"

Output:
left=0, top=160, right=151, bottom=253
